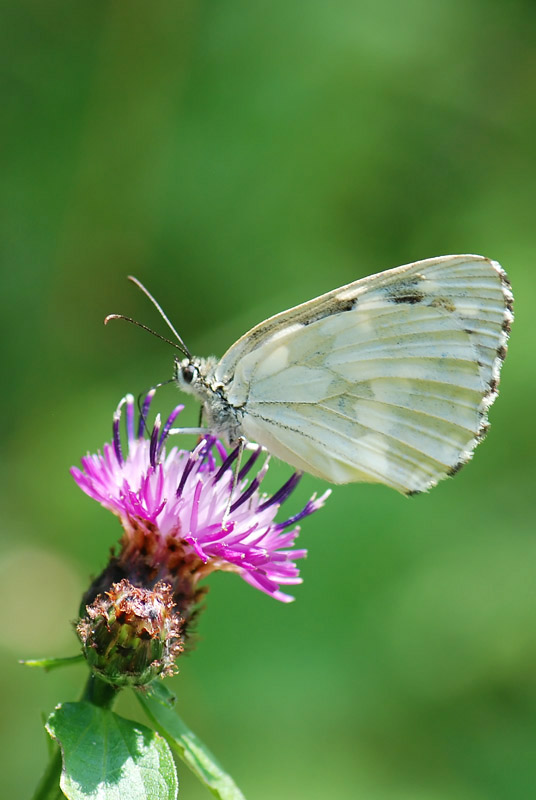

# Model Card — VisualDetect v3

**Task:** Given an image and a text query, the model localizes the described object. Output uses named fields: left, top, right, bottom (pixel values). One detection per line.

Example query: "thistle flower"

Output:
left=71, top=392, right=329, bottom=625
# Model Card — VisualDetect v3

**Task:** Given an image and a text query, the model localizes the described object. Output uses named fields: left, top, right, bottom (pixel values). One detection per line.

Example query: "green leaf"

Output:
left=147, top=682, right=177, bottom=707
left=20, top=654, right=84, bottom=671
left=138, top=683, right=246, bottom=800
left=46, top=701, right=178, bottom=800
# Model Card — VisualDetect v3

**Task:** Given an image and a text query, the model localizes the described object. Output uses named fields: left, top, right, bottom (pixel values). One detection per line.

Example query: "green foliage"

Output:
left=138, top=683, right=246, bottom=800
left=46, top=702, right=177, bottom=800
left=21, top=656, right=85, bottom=673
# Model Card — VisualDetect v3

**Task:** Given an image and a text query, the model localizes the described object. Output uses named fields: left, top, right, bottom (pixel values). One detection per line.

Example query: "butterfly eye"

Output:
left=181, top=364, right=197, bottom=384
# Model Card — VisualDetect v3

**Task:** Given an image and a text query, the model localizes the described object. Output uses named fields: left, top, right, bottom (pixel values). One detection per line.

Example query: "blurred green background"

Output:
left=2, top=1, right=535, bottom=798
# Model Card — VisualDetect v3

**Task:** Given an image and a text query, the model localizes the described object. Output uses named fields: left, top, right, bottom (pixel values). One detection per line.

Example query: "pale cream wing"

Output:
left=217, top=255, right=513, bottom=494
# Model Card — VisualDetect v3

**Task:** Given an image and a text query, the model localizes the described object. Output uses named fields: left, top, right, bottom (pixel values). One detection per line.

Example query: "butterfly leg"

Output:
left=223, top=436, right=247, bottom=525
left=168, top=426, right=210, bottom=436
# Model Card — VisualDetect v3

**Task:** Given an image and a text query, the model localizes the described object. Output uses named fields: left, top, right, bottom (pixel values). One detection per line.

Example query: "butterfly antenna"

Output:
left=127, top=276, right=192, bottom=358
left=104, top=314, right=189, bottom=355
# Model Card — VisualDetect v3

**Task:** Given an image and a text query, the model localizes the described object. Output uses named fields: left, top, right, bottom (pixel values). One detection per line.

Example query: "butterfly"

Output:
left=108, top=255, right=513, bottom=496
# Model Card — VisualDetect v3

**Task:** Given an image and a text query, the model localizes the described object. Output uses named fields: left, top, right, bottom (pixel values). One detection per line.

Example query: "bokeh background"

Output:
left=2, top=1, right=535, bottom=798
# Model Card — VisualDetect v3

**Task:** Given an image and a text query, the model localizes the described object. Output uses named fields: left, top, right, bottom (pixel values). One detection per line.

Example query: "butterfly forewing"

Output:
left=217, top=255, right=512, bottom=494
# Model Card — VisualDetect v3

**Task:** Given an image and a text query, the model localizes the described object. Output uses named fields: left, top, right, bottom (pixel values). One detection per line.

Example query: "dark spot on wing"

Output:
left=385, top=278, right=424, bottom=305
left=430, top=297, right=456, bottom=312
left=497, top=345, right=507, bottom=361
left=386, top=278, right=425, bottom=305
left=336, top=297, right=357, bottom=312
left=302, top=314, right=323, bottom=327
left=302, top=297, right=357, bottom=325
left=406, top=489, right=423, bottom=497
left=476, top=421, right=490, bottom=441
left=500, top=272, right=514, bottom=314
left=464, top=328, right=474, bottom=335
left=392, top=293, right=424, bottom=305
left=502, top=318, right=512, bottom=333
left=447, top=461, right=465, bottom=477
left=488, top=378, right=498, bottom=393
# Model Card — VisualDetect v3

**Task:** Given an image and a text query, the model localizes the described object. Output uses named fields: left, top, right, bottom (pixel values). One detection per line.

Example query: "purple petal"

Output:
left=229, top=476, right=260, bottom=513
left=238, top=446, right=262, bottom=480
left=176, top=452, right=196, bottom=497
left=137, top=389, right=156, bottom=438
left=125, top=394, right=135, bottom=443
left=149, top=414, right=161, bottom=468
left=258, top=472, right=303, bottom=511
left=274, top=490, right=331, bottom=530
left=215, top=440, right=228, bottom=461
left=112, top=411, right=123, bottom=465
left=157, top=405, right=184, bottom=454
left=189, top=480, right=203, bottom=534
left=213, top=444, right=240, bottom=483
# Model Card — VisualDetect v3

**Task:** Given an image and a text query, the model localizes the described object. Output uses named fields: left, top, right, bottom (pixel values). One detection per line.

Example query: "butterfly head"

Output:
left=173, top=354, right=241, bottom=443
left=174, top=356, right=200, bottom=393
left=173, top=356, right=219, bottom=398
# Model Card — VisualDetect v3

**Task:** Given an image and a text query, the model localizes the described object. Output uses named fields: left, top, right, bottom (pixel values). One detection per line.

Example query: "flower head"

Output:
left=72, top=392, right=329, bottom=614
left=77, top=579, right=183, bottom=687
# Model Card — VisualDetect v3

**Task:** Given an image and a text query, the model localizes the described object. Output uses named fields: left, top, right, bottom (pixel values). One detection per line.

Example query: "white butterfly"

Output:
left=113, top=255, right=513, bottom=496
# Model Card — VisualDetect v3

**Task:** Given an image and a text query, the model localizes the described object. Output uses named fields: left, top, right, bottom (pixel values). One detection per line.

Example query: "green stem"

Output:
left=32, top=672, right=120, bottom=799
left=80, top=673, right=119, bottom=709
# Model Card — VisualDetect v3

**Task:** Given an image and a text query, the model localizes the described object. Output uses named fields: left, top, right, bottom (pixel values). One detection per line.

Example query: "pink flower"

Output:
left=71, top=392, right=330, bottom=603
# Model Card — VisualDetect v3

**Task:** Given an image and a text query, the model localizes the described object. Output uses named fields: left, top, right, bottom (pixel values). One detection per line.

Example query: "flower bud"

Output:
left=77, top=580, right=183, bottom=688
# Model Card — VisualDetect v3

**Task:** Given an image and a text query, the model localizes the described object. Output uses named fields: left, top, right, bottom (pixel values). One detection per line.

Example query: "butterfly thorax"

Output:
left=174, top=356, right=243, bottom=443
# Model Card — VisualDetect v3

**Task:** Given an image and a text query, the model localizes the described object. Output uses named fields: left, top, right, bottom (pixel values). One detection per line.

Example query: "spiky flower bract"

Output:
left=77, top=579, right=183, bottom=687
